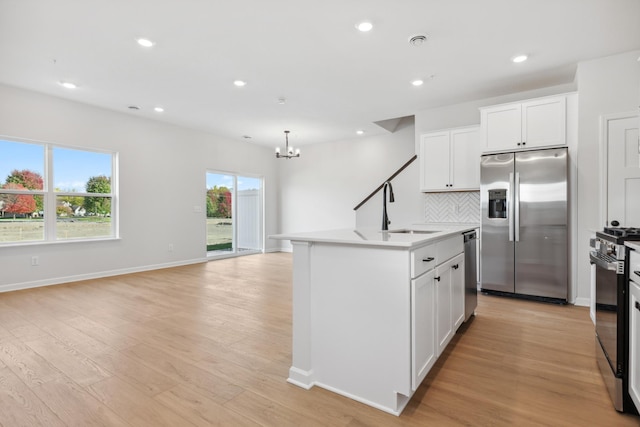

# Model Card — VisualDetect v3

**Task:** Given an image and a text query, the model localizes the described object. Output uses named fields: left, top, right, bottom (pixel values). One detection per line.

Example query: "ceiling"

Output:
left=0, top=0, right=639, bottom=149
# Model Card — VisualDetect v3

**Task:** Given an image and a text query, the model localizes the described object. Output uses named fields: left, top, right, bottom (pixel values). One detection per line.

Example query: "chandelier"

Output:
left=275, top=130, right=300, bottom=159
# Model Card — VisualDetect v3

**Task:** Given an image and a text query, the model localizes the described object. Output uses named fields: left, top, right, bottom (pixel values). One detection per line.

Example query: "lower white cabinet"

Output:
left=451, top=253, right=465, bottom=330
left=435, top=253, right=465, bottom=356
left=411, top=269, right=436, bottom=390
left=629, top=277, right=640, bottom=411
left=436, top=258, right=453, bottom=356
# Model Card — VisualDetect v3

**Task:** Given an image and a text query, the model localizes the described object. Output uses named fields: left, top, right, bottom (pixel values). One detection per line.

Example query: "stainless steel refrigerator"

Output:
left=480, top=147, right=568, bottom=302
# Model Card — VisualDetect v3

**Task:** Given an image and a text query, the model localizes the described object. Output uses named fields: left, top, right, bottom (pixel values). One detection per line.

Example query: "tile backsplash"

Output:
left=424, top=191, right=480, bottom=223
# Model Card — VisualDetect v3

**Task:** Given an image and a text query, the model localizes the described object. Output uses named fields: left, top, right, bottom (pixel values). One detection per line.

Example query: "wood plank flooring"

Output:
left=0, top=252, right=638, bottom=426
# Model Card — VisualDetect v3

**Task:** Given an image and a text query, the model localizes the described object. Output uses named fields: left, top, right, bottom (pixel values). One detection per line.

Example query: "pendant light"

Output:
left=275, top=130, right=300, bottom=159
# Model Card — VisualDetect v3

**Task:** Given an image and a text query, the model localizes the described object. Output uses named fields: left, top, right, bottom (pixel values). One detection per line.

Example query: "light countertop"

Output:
left=270, top=223, right=478, bottom=249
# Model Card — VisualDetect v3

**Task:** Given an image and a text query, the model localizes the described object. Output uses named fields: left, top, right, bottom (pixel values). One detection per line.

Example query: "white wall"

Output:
left=276, top=117, right=423, bottom=250
left=575, top=50, right=640, bottom=305
left=0, top=84, right=280, bottom=292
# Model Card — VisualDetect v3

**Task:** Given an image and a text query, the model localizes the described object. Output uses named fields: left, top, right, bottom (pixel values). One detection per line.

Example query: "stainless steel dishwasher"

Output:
left=463, top=230, right=478, bottom=320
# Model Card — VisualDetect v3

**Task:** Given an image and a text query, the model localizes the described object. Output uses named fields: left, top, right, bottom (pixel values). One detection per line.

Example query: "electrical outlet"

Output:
left=31, top=256, right=39, bottom=266
left=168, top=243, right=174, bottom=252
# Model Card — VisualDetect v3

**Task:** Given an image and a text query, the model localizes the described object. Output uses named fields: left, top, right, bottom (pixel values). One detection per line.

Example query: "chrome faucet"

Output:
left=382, top=180, right=395, bottom=230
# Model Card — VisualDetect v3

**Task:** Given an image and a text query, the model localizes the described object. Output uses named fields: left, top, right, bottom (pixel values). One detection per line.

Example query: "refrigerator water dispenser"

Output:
left=488, top=189, right=507, bottom=219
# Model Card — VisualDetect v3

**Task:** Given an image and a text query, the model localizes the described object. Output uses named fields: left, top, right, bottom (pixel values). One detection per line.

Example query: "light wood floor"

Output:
left=0, top=253, right=638, bottom=426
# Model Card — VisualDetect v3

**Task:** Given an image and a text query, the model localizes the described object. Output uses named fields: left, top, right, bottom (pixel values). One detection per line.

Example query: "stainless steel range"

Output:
left=590, top=227, right=640, bottom=414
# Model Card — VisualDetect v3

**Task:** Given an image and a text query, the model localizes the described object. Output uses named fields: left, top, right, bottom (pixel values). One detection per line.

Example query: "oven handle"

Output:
left=589, top=251, right=619, bottom=272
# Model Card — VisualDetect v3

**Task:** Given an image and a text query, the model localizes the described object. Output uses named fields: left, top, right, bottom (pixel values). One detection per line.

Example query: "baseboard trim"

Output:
left=573, top=297, right=590, bottom=307
left=0, top=258, right=208, bottom=294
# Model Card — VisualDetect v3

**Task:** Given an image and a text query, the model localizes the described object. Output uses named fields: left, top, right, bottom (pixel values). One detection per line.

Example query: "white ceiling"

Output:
left=0, top=0, right=639, bottom=148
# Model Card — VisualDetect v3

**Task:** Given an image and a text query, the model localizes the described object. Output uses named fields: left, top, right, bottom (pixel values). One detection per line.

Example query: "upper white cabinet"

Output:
left=480, top=95, right=567, bottom=153
left=420, top=126, right=480, bottom=192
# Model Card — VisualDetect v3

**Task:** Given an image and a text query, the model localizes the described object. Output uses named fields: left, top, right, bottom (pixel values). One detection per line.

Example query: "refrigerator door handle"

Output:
left=514, top=172, right=520, bottom=242
left=508, top=172, right=514, bottom=242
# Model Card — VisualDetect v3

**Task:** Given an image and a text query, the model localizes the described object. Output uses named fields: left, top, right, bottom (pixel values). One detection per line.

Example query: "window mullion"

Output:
left=45, top=144, right=56, bottom=241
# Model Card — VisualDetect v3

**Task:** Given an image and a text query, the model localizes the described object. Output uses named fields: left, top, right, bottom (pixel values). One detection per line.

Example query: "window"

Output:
left=0, top=137, right=117, bottom=245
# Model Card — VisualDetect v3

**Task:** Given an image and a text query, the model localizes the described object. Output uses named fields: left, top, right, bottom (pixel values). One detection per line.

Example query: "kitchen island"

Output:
left=271, top=224, right=477, bottom=415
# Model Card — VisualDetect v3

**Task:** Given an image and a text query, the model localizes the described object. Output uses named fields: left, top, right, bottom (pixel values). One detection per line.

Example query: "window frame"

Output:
left=0, top=136, right=119, bottom=246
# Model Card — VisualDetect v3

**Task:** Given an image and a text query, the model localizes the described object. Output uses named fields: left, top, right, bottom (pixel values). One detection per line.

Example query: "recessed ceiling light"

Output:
left=412, top=80, right=424, bottom=86
left=59, top=81, right=77, bottom=89
left=356, top=22, right=373, bottom=32
left=154, top=107, right=164, bottom=113
left=136, top=38, right=155, bottom=47
left=512, top=54, right=528, bottom=63
left=356, top=130, right=365, bottom=135
left=233, top=80, right=247, bottom=87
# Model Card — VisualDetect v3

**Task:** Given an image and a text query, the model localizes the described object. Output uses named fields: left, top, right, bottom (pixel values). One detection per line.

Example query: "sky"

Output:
left=206, top=172, right=261, bottom=191
left=0, top=139, right=112, bottom=192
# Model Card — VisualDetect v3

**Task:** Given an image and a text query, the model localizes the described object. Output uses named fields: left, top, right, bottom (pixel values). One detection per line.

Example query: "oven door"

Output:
left=591, top=251, right=622, bottom=375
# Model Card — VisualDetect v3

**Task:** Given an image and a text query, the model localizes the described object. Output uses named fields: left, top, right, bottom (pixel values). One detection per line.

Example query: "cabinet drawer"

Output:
left=411, top=244, right=437, bottom=278
left=438, top=236, right=464, bottom=264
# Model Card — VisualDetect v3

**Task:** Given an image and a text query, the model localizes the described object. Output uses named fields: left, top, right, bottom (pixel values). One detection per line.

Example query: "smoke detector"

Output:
left=409, top=34, right=428, bottom=46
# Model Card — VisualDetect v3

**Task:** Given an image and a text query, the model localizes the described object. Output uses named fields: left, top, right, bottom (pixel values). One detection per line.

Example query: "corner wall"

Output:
left=575, top=50, right=640, bottom=305
left=277, top=118, right=423, bottom=250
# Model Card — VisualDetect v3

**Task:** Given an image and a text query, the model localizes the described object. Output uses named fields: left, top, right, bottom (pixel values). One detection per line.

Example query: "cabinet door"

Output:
left=521, top=96, right=566, bottom=149
left=420, top=131, right=450, bottom=191
left=450, top=253, right=465, bottom=330
left=436, top=260, right=453, bottom=356
left=411, top=270, right=436, bottom=391
left=629, top=279, right=640, bottom=411
left=481, top=103, right=522, bottom=152
left=450, top=127, right=480, bottom=190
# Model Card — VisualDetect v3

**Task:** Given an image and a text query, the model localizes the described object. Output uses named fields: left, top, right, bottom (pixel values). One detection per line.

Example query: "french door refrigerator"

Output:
left=480, top=147, right=568, bottom=302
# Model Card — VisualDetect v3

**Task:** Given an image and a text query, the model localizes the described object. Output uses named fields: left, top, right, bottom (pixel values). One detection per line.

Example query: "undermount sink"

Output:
left=386, top=229, right=439, bottom=234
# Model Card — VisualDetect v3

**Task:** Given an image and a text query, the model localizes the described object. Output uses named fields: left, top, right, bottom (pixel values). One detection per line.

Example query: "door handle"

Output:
left=514, top=172, right=520, bottom=242
left=452, top=264, right=459, bottom=270
left=508, top=172, right=514, bottom=242
left=435, top=276, right=441, bottom=282
left=636, top=301, right=640, bottom=312
left=423, top=257, right=435, bottom=263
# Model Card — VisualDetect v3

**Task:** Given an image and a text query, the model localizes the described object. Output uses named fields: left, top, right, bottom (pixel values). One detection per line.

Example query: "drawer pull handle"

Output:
left=636, top=301, right=640, bottom=312
left=452, top=264, right=459, bottom=270
left=435, top=276, right=441, bottom=282
left=423, top=257, right=435, bottom=263
left=635, top=271, right=640, bottom=278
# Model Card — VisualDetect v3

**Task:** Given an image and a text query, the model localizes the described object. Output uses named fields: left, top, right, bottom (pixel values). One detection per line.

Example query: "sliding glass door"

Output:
left=206, top=172, right=263, bottom=257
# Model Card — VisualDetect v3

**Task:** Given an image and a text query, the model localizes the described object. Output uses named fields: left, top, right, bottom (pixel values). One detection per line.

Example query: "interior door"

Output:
left=607, top=115, right=640, bottom=227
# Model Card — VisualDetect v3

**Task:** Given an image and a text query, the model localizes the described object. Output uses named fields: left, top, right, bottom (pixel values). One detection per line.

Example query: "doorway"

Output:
left=206, top=172, right=263, bottom=258
left=603, top=113, right=640, bottom=227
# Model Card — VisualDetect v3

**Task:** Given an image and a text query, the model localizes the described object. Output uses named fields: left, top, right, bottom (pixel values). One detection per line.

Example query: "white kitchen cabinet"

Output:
left=420, top=126, right=480, bottom=192
left=411, top=269, right=436, bottom=390
left=275, top=228, right=471, bottom=415
left=629, top=253, right=640, bottom=411
left=480, top=95, right=566, bottom=153
left=435, top=252, right=465, bottom=356
left=450, top=253, right=465, bottom=330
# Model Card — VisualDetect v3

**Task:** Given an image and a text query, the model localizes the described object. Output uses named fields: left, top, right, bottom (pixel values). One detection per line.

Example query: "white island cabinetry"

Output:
left=271, top=225, right=473, bottom=415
